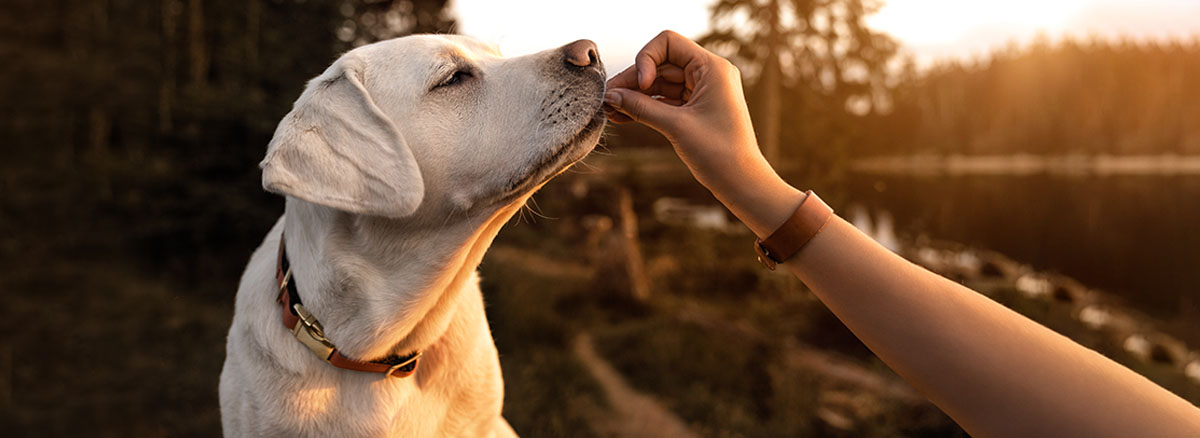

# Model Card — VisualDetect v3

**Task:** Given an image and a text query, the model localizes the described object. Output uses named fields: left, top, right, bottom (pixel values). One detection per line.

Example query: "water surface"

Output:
left=845, top=172, right=1200, bottom=334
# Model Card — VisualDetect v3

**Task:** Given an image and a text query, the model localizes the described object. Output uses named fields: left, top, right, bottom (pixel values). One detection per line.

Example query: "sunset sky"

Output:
left=452, top=0, right=1200, bottom=73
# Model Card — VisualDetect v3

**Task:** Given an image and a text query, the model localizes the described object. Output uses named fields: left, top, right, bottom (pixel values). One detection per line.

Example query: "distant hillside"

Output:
left=862, top=37, right=1200, bottom=157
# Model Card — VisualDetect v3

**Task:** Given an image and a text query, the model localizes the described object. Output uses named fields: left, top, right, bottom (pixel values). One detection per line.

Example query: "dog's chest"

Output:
left=222, top=220, right=512, bottom=437
left=258, top=317, right=505, bottom=437
left=282, top=366, right=503, bottom=437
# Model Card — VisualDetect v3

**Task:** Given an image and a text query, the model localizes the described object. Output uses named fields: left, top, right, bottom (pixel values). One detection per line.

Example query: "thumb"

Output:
left=605, top=88, right=680, bottom=133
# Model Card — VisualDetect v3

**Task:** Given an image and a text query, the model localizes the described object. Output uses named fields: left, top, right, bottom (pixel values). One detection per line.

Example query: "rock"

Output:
left=1145, top=333, right=1188, bottom=366
left=1122, top=333, right=1188, bottom=366
left=1185, top=359, right=1200, bottom=385
left=652, top=197, right=740, bottom=234
left=816, top=407, right=855, bottom=431
left=1124, top=334, right=1153, bottom=361
left=1078, top=305, right=1112, bottom=330
left=1016, top=274, right=1054, bottom=299
left=915, top=247, right=946, bottom=272
left=874, top=211, right=901, bottom=253
left=1075, top=304, right=1138, bottom=335
left=849, top=205, right=873, bottom=235
left=953, top=250, right=983, bottom=274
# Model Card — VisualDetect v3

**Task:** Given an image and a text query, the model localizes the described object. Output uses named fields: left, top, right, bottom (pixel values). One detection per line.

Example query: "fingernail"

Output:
left=604, top=90, right=621, bottom=107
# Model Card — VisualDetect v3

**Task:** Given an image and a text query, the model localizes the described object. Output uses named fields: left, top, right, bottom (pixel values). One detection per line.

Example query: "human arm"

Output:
left=604, top=30, right=1200, bottom=437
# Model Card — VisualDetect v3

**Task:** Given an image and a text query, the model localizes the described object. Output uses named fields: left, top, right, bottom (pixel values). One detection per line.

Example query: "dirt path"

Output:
left=487, top=246, right=594, bottom=279
left=572, top=333, right=700, bottom=438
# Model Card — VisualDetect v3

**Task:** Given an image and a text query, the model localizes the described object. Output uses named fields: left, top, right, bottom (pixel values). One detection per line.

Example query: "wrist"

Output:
left=741, top=182, right=808, bottom=239
left=710, top=169, right=806, bottom=238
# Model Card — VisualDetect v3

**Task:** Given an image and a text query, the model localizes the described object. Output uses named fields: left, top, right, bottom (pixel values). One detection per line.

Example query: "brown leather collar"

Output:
left=276, top=233, right=421, bottom=378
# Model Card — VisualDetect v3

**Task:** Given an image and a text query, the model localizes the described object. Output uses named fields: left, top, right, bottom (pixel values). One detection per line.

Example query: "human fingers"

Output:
left=604, top=88, right=682, bottom=132
left=605, top=64, right=687, bottom=123
left=606, top=61, right=685, bottom=92
left=604, top=103, right=634, bottom=124
left=655, top=97, right=685, bottom=106
left=656, top=64, right=686, bottom=84
left=604, top=79, right=686, bottom=124
left=641, top=77, right=687, bottom=100
left=634, top=30, right=712, bottom=90
left=606, top=64, right=639, bottom=91
left=657, top=64, right=697, bottom=102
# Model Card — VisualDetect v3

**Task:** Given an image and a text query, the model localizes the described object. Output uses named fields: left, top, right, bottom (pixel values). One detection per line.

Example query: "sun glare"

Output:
left=868, top=0, right=1087, bottom=46
left=454, top=0, right=1199, bottom=70
left=453, top=0, right=714, bottom=74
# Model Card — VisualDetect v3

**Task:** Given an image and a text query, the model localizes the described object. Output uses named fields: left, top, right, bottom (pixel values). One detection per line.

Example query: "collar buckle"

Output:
left=291, top=302, right=336, bottom=361
left=277, top=232, right=421, bottom=378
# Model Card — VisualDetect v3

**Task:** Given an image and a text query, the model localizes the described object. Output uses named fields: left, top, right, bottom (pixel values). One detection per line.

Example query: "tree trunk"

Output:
left=246, top=0, right=260, bottom=80
left=761, top=52, right=782, bottom=165
left=88, top=106, right=111, bottom=156
left=87, top=106, right=113, bottom=198
left=187, top=0, right=208, bottom=89
left=760, top=0, right=782, bottom=165
left=160, top=0, right=179, bottom=133
left=617, top=187, right=650, bottom=302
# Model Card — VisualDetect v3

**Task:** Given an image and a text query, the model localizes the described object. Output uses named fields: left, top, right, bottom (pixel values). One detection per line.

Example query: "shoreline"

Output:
left=884, top=233, right=1200, bottom=388
left=852, top=154, right=1200, bottom=176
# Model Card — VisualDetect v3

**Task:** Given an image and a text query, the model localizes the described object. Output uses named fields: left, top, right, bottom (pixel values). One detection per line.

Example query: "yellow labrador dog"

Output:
left=219, top=34, right=605, bottom=437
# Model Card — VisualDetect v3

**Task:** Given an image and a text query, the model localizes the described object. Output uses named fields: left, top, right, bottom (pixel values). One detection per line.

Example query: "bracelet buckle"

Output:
left=754, top=240, right=779, bottom=271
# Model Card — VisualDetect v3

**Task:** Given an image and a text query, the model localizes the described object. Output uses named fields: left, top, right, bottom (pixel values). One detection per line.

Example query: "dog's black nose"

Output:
left=563, top=39, right=600, bottom=69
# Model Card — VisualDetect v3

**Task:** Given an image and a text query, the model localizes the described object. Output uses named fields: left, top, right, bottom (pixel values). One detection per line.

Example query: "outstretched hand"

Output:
left=604, top=30, right=804, bottom=237
left=603, top=30, right=758, bottom=192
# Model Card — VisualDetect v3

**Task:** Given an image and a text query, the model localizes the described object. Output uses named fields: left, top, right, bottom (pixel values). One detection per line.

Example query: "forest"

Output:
left=869, top=36, right=1200, bottom=157
left=2, top=0, right=454, bottom=286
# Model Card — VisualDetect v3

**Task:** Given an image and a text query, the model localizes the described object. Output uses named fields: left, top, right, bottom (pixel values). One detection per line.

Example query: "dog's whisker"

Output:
left=441, top=204, right=464, bottom=230
left=525, top=196, right=556, bottom=220
left=511, top=201, right=529, bottom=225
left=572, top=158, right=602, bottom=174
left=587, top=146, right=614, bottom=157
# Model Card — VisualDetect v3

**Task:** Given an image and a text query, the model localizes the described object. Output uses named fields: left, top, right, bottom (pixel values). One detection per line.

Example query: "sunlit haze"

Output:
left=451, top=0, right=715, bottom=76
left=452, top=0, right=1200, bottom=71
left=870, top=0, right=1200, bottom=65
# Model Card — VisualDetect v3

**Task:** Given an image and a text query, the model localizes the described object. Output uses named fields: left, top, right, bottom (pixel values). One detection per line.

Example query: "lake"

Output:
left=844, top=171, right=1200, bottom=340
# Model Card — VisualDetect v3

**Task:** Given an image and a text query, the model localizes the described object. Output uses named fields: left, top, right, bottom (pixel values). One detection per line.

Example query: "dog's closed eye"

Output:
left=434, top=69, right=473, bottom=90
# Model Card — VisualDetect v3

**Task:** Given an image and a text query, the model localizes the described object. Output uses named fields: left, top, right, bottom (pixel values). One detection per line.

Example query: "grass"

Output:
left=0, top=257, right=230, bottom=437
left=480, top=248, right=607, bottom=437
left=592, top=317, right=796, bottom=436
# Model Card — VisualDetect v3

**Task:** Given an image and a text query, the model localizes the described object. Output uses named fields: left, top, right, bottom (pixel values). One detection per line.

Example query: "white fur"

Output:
left=220, top=34, right=605, bottom=437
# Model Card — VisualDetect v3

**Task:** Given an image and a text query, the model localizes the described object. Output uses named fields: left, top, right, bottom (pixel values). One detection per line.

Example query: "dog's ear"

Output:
left=260, top=55, right=423, bottom=218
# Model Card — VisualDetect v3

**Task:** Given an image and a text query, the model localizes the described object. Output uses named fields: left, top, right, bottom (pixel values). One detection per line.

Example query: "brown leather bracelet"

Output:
left=754, top=190, right=834, bottom=270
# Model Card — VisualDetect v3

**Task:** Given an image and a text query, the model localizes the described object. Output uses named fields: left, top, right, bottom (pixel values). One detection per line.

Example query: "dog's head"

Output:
left=260, top=34, right=606, bottom=219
